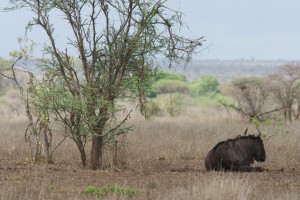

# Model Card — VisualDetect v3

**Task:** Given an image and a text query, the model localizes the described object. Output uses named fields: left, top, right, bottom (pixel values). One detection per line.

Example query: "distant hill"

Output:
left=161, top=60, right=300, bottom=83
left=3, top=58, right=299, bottom=83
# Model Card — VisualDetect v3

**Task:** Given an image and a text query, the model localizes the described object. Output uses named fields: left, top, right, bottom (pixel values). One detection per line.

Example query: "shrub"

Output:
left=153, top=79, right=189, bottom=94
left=164, top=93, right=182, bottom=116
left=145, top=100, right=162, bottom=118
left=159, top=71, right=186, bottom=82
left=190, top=75, right=220, bottom=97
left=147, top=71, right=187, bottom=97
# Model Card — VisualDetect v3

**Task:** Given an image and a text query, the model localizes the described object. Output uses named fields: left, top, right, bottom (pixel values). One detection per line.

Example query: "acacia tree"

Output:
left=8, top=0, right=203, bottom=169
left=267, top=64, right=300, bottom=123
left=223, top=77, right=270, bottom=121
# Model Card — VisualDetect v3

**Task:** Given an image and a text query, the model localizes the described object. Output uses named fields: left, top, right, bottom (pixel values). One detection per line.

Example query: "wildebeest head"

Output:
left=250, top=133, right=266, bottom=162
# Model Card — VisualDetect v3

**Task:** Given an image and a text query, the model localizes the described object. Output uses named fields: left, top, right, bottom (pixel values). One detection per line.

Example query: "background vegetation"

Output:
left=1, top=58, right=300, bottom=199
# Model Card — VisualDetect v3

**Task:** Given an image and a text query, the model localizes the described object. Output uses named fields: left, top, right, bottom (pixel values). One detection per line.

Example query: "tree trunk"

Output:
left=296, top=101, right=300, bottom=120
left=42, top=128, right=52, bottom=163
left=76, top=139, right=87, bottom=167
left=26, top=105, right=41, bottom=163
left=113, top=140, right=118, bottom=167
left=91, top=135, right=103, bottom=170
left=288, top=105, right=293, bottom=124
left=283, top=109, right=287, bottom=122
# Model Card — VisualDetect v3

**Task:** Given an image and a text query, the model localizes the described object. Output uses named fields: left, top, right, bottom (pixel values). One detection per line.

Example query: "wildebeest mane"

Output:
left=212, top=134, right=258, bottom=151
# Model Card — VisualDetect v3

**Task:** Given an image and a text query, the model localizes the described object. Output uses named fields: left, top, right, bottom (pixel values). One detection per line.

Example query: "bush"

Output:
left=190, top=75, right=220, bottom=97
left=164, top=93, right=182, bottom=116
left=147, top=71, right=187, bottom=97
left=153, top=79, right=189, bottom=94
left=145, top=100, right=162, bottom=118
left=159, top=71, right=186, bottom=82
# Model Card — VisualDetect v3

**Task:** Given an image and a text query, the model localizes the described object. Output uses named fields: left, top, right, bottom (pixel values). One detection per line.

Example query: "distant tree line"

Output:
left=147, top=64, right=300, bottom=124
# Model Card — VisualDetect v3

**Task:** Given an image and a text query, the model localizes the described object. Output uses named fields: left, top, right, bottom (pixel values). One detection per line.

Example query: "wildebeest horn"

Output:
left=256, top=131, right=261, bottom=138
left=244, top=128, right=248, bottom=135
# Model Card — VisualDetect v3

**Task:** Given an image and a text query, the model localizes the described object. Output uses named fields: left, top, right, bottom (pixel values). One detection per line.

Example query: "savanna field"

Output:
left=1, top=0, right=300, bottom=199
left=0, top=96, right=299, bottom=200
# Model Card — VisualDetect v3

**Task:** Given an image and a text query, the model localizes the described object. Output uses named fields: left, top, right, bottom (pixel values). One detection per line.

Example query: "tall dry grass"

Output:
left=0, top=105, right=299, bottom=200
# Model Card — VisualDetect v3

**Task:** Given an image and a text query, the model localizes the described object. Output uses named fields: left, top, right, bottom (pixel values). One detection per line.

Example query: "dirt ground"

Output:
left=1, top=155, right=299, bottom=200
left=0, top=114, right=299, bottom=199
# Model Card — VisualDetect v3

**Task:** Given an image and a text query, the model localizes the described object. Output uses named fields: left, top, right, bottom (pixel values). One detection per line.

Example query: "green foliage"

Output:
left=189, top=75, right=220, bottom=97
left=104, top=184, right=138, bottom=196
left=159, top=71, right=186, bottom=82
left=82, top=184, right=138, bottom=197
left=188, top=75, right=229, bottom=106
left=164, top=93, right=182, bottom=116
left=126, top=67, right=161, bottom=99
left=145, top=100, right=162, bottom=118
left=153, top=79, right=189, bottom=94
left=251, top=116, right=290, bottom=138
left=82, top=186, right=104, bottom=195
left=148, top=71, right=188, bottom=97
left=216, top=94, right=235, bottom=106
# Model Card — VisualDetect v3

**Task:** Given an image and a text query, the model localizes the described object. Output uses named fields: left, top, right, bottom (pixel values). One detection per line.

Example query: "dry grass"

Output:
left=0, top=105, right=299, bottom=200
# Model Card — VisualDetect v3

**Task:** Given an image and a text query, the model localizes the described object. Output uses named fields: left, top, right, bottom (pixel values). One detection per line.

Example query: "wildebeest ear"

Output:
left=244, top=128, right=248, bottom=135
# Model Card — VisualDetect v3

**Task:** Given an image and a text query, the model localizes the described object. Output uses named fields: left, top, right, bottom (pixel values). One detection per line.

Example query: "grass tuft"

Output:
left=82, top=184, right=138, bottom=197
left=82, top=186, right=104, bottom=195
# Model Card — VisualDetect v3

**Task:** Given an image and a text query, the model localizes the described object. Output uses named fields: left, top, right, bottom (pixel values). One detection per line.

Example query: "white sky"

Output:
left=1, top=0, right=300, bottom=60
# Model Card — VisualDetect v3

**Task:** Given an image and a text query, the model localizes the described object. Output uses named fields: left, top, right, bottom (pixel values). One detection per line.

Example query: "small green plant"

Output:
left=82, top=186, right=104, bottom=195
left=104, top=184, right=138, bottom=196
left=82, top=184, right=138, bottom=197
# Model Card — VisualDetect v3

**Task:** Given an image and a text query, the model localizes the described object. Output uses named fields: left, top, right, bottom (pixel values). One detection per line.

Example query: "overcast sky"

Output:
left=1, top=0, right=300, bottom=60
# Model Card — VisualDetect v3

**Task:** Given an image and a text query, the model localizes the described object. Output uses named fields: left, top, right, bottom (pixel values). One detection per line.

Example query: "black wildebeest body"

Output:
left=205, top=133, right=266, bottom=171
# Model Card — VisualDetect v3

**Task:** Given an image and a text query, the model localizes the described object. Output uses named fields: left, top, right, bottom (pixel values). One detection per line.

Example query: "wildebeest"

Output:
left=205, top=129, right=266, bottom=171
